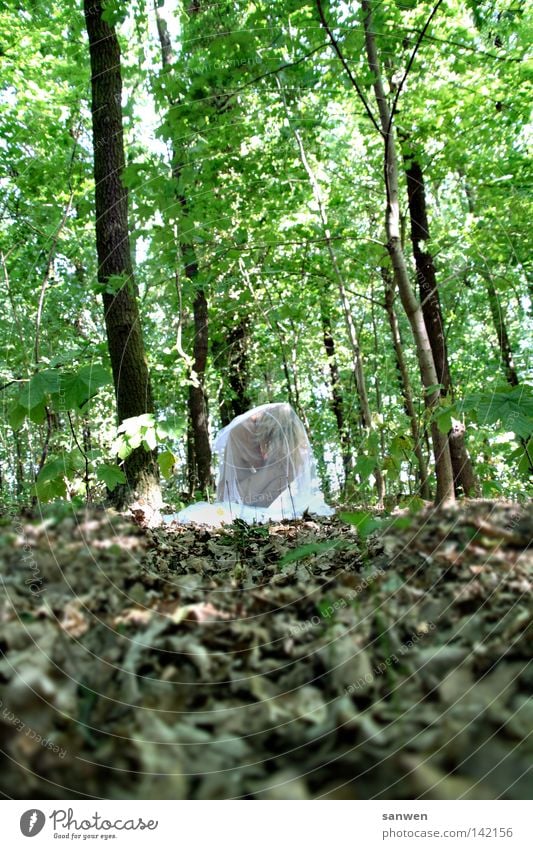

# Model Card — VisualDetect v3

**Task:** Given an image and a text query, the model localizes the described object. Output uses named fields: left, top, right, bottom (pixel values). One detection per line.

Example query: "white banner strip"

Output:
left=3, top=800, right=530, bottom=848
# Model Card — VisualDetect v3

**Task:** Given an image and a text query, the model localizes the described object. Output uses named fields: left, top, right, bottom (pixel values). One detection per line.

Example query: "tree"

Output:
left=84, top=0, right=160, bottom=508
left=154, top=0, right=218, bottom=497
left=276, top=74, right=383, bottom=501
left=402, top=143, right=479, bottom=496
left=383, top=268, right=431, bottom=499
left=316, top=0, right=454, bottom=504
left=1, top=0, right=530, bottom=506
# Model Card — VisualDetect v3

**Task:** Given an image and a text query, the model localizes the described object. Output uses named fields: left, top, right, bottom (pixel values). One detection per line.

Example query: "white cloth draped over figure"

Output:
left=167, top=402, right=334, bottom=526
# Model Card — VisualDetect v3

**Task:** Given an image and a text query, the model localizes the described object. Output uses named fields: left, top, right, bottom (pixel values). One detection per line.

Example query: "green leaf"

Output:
left=406, top=496, right=426, bottom=513
left=34, top=477, right=67, bottom=502
left=96, top=464, right=126, bottom=492
left=390, top=435, right=412, bottom=458
left=157, top=450, right=176, bottom=479
left=58, top=372, right=88, bottom=409
left=77, top=364, right=111, bottom=390
left=28, top=402, right=46, bottom=424
left=339, top=511, right=384, bottom=538
left=514, top=438, right=533, bottom=476
left=435, top=408, right=453, bottom=434
left=464, top=385, right=533, bottom=438
left=156, top=420, right=183, bottom=440
left=38, top=457, right=70, bottom=483
left=279, top=541, right=342, bottom=566
left=423, top=383, right=444, bottom=395
left=141, top=428, right=157, bottom=451
left=118, top=413, right=156, bottom=436
left=19, top=370, right=59, bottom=409
left=101, top=0, right=128, bottom=27
left=383, top=454, right=401, bottom=481
left=355, top=455, right=376, bottom=480
left=38, top=452, right=83, bottom=483
left=8, top=403, right=27, bottom=431
left=481, top=479, right=503, bottom=496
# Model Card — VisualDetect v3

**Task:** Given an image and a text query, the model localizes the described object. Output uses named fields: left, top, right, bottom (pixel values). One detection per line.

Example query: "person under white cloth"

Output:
left=166, top=402, right=334, bottom=526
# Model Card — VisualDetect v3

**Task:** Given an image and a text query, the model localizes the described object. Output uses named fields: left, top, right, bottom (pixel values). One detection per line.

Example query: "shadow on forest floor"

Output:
left=0, top=499, right=531, bottom=799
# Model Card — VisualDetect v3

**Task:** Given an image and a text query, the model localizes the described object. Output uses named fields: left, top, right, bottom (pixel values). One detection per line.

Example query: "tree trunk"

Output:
left=276, top=74, right=384, bottom=503
left=460, top=174, right=532, bottom=470
left=84, top=0, right=160, bottom=508
left=460, top=174, right=520, bottom=387
left=226, top=318, right=252, bottom=421
left=155, top=0, right=212, bottom=496
left=14, top=430, right=24, bottom=499
left=187, top=289, right=212, bottom=494
left=383, top=270, right=431, bottom=499
left=361, top=0, right=454, bottom=506
left=482, top=272, right=520, bottom=387
left=260, top=274, right=299, bottom=412
left=403, top=148, right=478, bottom=496
left=322, top=309, right=353, bottom=485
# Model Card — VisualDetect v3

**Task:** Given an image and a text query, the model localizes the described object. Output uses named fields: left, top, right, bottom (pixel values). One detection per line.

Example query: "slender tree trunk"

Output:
left=84, top=0, right=160, bottom=508
left=476, top=275, right=531, bottom=473
left=461, top=178, right=530, bottom=480
left=215, top=318, right=252, bottom=426
left=155, top=0, right=212, bottom=496
left=482, top=272, right=520, bottom=387
left=227, top=318, right=251, bottom=419
left=14, top=430, right=24, bottom=499
left=403, top=148, right=478, bottom=496
left=321, top=308, right=353, bottom=484
left=255, top=262, right=300, bottom=414
left=383, top=270, right=431, bottom=499
left=276, top=74, right=384, bottom=503
left=286, top=311, right=311, bottom=434
left=370, top=280, right=387, bottom=476
left=361, top=0, right=454, bottom=505
left=460, top=173, right=520, bottom=387
left=187, top=289, right=212, bottom=494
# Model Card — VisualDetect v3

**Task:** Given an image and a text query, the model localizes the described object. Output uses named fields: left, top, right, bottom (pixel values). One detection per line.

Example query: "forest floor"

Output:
left=0, top=499, right=531, bottom=800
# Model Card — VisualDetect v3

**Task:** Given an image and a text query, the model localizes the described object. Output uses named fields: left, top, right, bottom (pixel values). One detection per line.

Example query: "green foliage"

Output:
left=157, top=450, right=176, bottom=479
left=34, top=451, right=85, bottom=502
left=8, top=365, right=111, bottom=431
left=96, top=464, right=127, bottom=492
left=279, top=540, right=348, bottom=566
left=339, top=511, right=385, bottom=539
left=0, top=0, right=531, bottom=506
left=463, top=385, right=533, bottom=440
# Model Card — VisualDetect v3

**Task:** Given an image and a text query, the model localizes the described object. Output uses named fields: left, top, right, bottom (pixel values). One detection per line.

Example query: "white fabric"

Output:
left=166, top=403, right=334, bottom=527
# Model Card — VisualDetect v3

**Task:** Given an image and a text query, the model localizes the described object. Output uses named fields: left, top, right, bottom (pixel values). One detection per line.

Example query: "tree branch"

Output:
left=316, top=0, right=382, bottom=136
left=388, top=0, right=446, bottom=133
left=217, top=42, right=330, bottom=111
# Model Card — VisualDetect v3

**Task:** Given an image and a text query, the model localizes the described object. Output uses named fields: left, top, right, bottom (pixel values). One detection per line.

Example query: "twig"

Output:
left=316, top=0, right=382, bottom=136
left=0, top=379, right=24, bottom=392
left=388, top=0, right=446, bottom=134
left=216, top=42, right=330, bottom=110
left=67, top=411, right=92, bottom=503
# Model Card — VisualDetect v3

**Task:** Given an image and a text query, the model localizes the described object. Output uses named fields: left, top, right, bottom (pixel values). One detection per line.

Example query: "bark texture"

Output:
left=155, top=0, right=213, bottom=496
left=217, top=318, right=252, bottom=427
left=360, top=0, right=454, bottom=505
left=321, top=309, right=353, bottom=484
left=84, top=0, right=160, bottom=507
left=383, top=270, right=430, bottom=498
left=404, top=149, right=478, bottom=496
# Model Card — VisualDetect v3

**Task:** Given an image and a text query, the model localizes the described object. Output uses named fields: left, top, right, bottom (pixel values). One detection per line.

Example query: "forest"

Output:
left=0, top=0, right=532, bottom=804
